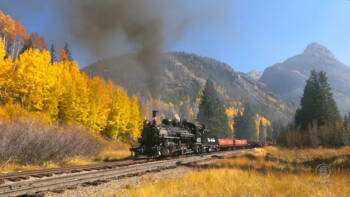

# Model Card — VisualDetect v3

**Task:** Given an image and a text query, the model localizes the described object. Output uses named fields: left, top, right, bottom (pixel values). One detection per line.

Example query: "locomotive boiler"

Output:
left=130, top=111, right=217, bottom=158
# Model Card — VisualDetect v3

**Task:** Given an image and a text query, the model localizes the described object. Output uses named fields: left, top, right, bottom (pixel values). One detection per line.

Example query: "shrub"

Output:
left=0, top=119, right=104, bottom=165
left=277, top=123, right=350, bottom=148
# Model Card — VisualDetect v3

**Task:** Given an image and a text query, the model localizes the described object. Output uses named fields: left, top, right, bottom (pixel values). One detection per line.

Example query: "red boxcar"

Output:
left=218, top=139, right=234, bottom=147
left=234, top=139, right=247, bottom=146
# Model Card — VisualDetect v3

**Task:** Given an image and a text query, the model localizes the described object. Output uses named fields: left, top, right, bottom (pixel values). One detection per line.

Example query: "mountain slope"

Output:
left=83, top=52, right=293, bottom=122
left=260, top=43, right=350, bottom=114
left=247, top=70, right=263, bottom=81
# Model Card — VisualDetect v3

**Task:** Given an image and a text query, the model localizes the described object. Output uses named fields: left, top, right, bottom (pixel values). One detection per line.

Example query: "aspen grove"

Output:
left=0, top=10, right=142, bottom=144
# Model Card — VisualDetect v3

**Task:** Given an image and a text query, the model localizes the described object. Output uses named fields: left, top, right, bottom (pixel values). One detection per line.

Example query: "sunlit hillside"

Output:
left=83, top=52, right=295, bottom=123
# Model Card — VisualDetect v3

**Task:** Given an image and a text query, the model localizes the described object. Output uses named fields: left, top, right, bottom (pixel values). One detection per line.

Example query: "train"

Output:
left=130, top=111, right=250, bottom=159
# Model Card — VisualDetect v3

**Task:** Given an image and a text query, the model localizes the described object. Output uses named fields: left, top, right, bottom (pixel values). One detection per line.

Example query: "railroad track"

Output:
left=0, top=149, right=247, bottom=197
left=0, top=159, right=148, bottom=184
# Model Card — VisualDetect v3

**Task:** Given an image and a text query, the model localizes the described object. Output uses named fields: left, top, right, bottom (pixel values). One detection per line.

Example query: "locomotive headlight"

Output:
left=197, top=138, right=201, bottom=143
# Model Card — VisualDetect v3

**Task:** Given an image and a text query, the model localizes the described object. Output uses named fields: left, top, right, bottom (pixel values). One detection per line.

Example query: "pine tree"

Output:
left=272, top=121, right=282, bottom=140
left=266, top=126, right=273, bottom=141
left=295, top=70, right=320, bottom=130
left=64, top=42, right=73, bottom=62
left=318, top=71, right=341, bottom=124
left=197, top=80, right=230, bottom=138
left=233, top=103, right=258, bottom=140
left=234, top=113, right=243, bottom=138
left=50, top=44, right=57, bottom=64
left=242, top=103, right=258, bottom=141
left=295, top=70, right=341, bottom=130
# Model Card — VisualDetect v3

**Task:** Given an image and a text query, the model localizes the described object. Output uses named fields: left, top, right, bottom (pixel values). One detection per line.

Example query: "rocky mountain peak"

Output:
left=260, top=42, right=350, bottom=114
left=247, top=70, right=263, bottom=81
left=303, top=42, right=335, bottom=59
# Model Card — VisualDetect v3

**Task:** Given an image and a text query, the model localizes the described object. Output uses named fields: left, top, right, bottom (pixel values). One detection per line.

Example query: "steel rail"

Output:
left=0, top=159, right=148, bottom=182
left=0, top=149, right=247, bottom=197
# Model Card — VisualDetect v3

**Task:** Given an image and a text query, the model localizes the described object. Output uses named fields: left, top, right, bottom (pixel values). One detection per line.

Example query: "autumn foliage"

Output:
left=0, top=10, right=142, bottom=144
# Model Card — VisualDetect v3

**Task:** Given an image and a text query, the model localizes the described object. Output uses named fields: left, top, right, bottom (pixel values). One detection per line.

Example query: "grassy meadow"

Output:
left=113, top=146, right=350, bottom=197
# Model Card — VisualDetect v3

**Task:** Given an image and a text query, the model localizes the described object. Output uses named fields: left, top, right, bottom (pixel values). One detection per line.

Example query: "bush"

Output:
left=277, top=123, right=350, bottom=148
left=277, top=130, right=308, bottom=148
left=0, top=119, right=104, bottom=165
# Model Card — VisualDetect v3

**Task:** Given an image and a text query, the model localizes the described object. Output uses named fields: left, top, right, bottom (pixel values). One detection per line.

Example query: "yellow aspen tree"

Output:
left=128, top=95, right=142, bottom=141
left=255, top=114, right=271, bottom=139
left=56, top=60, right=75, bottom=123
left=72, top=71, right=90, bottom=125
left=9, top=49, right=56, bottom=120
left=56, top=58, right=86, bottom=125
left=118, top=88, right=132, bottom=142
left=105, top=86, right=131, bottom=141
left=86, top=76, right=113, bottom=134
left=0, top=38, right=14, bottom=100
left=226, top=106, right=240, bottom=137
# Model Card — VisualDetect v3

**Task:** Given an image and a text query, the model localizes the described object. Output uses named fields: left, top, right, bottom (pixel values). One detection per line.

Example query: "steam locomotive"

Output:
left=130, top=111, right=248, bottom=159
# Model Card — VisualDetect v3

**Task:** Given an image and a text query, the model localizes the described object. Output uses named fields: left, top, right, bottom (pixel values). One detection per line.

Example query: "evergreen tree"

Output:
left=295, top=70, right=341, bottom=130
left=271, top=120, right=285, bottom=140
left=64, top=42, right=73, bottom=62
left=266, top=126, right=273, bottom=141
left=318, top=71, right=341, bottom=124
left=197, top=80, right=230, bottom=138
left=234, top=112, right=244, bottom=138
left=295, top=70, right=320, bottom=130
left=242, top=103, right=258, bottom=141
left=234, top=103, right=257, bottom=140
left=50, top=44, right=57, bottom=64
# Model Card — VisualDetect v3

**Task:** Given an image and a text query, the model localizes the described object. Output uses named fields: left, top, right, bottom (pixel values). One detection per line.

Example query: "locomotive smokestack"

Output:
left=152, top=110, right=158, bottom=125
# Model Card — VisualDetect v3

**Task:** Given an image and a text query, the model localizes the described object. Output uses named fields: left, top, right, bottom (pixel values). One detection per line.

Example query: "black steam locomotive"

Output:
left=130, top=111, right=218, bottom=159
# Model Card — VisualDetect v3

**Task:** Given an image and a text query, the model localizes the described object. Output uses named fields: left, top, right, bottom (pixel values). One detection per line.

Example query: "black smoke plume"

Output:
left=0, top=0, right=228, bottom=97
left=61, top=0, right=170, bottom=96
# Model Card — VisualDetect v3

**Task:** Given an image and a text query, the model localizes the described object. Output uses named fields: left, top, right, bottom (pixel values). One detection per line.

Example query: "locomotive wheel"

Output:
left=161, top=147, right=170, bottom=156
left=181, top=148, right=185, bottom=155
left=194, top=146, right=200, bottom=154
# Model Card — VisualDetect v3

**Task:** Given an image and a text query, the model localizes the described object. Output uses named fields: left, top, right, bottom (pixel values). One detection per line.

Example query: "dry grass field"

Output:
left=0, top=141, right=131, bottom=173
left=113, top=146, right=350, bottom=197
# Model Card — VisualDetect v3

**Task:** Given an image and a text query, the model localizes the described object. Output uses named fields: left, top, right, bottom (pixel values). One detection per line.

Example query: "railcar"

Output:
left=217, top=139, right=248, bottom=150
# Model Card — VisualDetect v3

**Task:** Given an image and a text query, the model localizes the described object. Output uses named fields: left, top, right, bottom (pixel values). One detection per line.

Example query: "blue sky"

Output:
left=1, top=0, right=350, bottom=72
